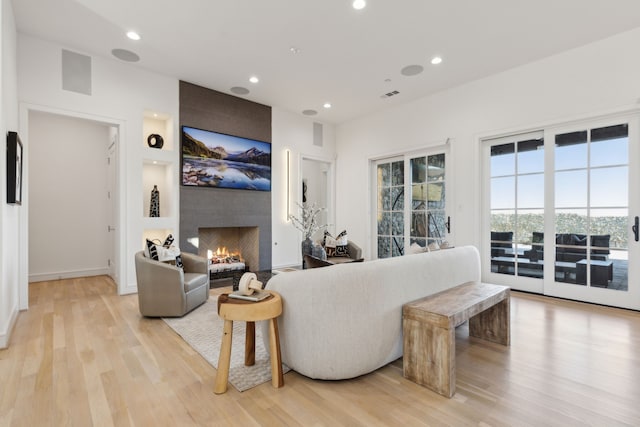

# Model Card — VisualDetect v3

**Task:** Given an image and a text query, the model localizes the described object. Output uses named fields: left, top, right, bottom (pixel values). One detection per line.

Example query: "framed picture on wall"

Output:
left=7, top=131, right=23, bottom=205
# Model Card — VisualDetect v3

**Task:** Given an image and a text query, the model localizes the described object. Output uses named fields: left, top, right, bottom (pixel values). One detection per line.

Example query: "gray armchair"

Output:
left=134, top=251, right=209, bottom=317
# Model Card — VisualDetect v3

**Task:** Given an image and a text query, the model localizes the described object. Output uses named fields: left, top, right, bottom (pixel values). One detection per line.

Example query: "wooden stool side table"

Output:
left=214, top=290, right=284, bottom=394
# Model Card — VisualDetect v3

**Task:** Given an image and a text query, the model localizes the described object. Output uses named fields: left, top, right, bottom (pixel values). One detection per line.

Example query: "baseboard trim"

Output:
left=29, top=268, right=110, bottom=283
left=121, top=282, right=138, bottom=295
left=272, top=262, right=302, bottom=270
left=0, top=304, right=19, bottom=349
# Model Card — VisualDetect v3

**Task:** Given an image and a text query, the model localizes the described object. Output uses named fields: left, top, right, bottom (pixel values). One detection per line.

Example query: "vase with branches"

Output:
left=289, top=202, right=330, bottom=266
left=288, top=202, right=329, bottom=240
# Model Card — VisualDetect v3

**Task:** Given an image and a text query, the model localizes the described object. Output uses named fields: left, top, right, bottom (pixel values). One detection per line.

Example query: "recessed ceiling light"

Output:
left=249, top=76, right=259, bottom=84
left=353, top=0, right=366, bottom=10
left=323, top=103, right=332, bottom=109
left=302, top=109, right=318, bottom=116
left=126, top=31, right=141, bottom=41
left=431, top=56, right=443, bottom=65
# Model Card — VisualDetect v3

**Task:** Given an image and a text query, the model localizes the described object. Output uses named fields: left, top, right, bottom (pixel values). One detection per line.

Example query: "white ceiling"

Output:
left=12, top=0, right=640, bottom=124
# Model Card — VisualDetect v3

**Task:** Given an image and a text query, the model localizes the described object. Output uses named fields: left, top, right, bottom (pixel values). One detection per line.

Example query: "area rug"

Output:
left=163, top=297, right=290, bottom=392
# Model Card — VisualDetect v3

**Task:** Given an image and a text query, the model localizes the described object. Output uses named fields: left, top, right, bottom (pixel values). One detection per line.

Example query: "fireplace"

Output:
left=198, top=226, right=259, bottom=272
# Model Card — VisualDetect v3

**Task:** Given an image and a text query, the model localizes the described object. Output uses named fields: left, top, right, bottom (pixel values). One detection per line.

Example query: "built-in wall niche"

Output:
left=142, top=160, right=174, bottom=218
left=141, top=109, right=178, bottom=256
left=143, top=111, right=174, bottom=151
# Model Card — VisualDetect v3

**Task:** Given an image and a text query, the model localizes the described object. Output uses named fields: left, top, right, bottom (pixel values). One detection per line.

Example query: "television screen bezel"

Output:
left=180, top=125, right=272, bottom=192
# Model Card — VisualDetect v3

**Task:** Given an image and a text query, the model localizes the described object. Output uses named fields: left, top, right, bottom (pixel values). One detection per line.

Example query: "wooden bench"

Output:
left=402, top=282, right=510, bottom=398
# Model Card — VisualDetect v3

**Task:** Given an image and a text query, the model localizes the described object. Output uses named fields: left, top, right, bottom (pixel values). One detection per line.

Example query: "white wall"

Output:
left=28, top=111, right=110, bottom=281
left=271, top=108, right=336, bottom=268
left=18, top=34, right=179, bottom=295
left=1, top=0, right=19, bottom=348
left=336, top=27, right=640, bottom=261
left=17, top=34, right=336, bottom=288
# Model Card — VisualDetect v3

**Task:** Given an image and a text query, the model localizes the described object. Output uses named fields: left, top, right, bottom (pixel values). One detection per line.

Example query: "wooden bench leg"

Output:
left=214, top=319, right=233, bottom=394
left=469, top=295, right=510, bottom=346
left=403, top=318, right=456, bottom=398
left=245, top=321, right=255, bottom=366
left=268, top=318, right=284, bottom=388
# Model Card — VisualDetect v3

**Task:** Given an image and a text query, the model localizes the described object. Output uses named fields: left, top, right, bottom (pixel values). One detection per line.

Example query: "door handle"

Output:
left=633, top=216, right=639, bottom=242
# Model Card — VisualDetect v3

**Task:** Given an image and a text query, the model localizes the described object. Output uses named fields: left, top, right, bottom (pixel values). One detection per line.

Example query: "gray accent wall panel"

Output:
left=179, top=81, right=272, bottom=270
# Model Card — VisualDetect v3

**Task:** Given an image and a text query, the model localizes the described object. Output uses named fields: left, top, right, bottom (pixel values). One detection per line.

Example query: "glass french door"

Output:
left=545, top=118, right=639, bottom=309
left=485, top=114, right=640, bottom=310
left=485, top=131, right=546, bottom=294
left=374, top=150, right=449, bottom=259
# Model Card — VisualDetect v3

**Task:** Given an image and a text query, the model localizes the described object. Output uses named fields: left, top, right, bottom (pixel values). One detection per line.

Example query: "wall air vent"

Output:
left=381, top=90, right=400, bottom=99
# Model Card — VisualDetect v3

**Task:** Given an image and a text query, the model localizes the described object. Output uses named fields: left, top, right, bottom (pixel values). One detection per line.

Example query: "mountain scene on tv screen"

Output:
left=182, top=128, right=271, bottom=191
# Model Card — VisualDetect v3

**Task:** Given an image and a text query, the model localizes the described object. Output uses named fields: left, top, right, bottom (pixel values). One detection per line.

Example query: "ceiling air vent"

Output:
left=381, top=90, right=400, bottom=99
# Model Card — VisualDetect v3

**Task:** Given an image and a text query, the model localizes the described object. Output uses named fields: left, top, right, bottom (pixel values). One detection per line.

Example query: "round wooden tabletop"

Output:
left=217, top=290, right=282, bottom=322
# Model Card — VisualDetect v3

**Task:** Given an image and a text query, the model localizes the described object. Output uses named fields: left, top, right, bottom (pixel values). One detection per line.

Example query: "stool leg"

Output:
left=245, top=321, right=255, bottom=366
left=214, top=319, right=233, bottom=394
left=268, top=318, right=284, bottom=388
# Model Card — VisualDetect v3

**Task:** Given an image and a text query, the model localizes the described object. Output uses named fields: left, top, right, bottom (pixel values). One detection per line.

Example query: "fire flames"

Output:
left=208, top=247, right=243, bottom=264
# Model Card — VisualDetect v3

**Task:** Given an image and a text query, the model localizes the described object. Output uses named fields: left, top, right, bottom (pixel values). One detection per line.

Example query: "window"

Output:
left=374, top=150, right=449, bottom=259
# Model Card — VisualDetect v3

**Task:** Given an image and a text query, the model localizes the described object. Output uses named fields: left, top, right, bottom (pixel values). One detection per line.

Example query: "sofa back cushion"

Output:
left=264, top=246, right=481, bottom=380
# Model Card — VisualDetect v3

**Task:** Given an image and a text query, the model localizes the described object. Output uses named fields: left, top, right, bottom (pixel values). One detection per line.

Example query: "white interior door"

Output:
left=107, top=130, right=117, bottom=282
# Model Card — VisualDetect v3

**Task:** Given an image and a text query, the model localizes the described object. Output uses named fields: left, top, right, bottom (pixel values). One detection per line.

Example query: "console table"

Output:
left=402, top=282, right=510, bottom=397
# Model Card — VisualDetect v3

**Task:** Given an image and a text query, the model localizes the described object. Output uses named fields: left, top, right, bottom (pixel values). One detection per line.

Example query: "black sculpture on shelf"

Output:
left=147, top=133, right=164, bottom=149
left=150, top=185, right=160, bottom=217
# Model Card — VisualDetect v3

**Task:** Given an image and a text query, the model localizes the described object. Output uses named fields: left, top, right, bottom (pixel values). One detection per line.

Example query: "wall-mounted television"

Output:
left=181, top=126, right=271, bottom=191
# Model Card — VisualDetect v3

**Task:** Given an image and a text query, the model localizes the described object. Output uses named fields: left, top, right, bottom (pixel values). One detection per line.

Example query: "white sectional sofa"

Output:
left=262, top=245, right=481, bottom=380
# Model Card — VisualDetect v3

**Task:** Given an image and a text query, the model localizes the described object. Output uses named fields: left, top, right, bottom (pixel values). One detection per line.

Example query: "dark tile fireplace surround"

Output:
left=179, top=186, right=272, bottom=272
left=178, top=81, right=272, bottom=273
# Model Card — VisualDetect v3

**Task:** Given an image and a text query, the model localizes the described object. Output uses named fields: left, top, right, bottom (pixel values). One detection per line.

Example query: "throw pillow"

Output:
left=163, top=234, right=174, bottom=248
left=144, top=237, right=181, bottom=263
left=146, top=239, right=159, bottom=260
left=175, top=254, right=183, bottom=269
left=324, top=230, right=349, bottom=257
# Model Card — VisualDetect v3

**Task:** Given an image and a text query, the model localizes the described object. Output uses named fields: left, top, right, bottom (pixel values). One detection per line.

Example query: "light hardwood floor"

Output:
left=1, top=276, right=640, bottom=426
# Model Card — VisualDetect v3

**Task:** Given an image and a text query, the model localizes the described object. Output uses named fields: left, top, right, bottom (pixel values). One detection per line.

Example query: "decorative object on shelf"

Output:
left=237, top=272, right=264, bottom=295
left=147, top=133, right=164, bottom=149
left=150, top=184, right=160, bottom=217
left=6, top=131, right=23, bottom=205
left=229, top=272, right=270, bottom=301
